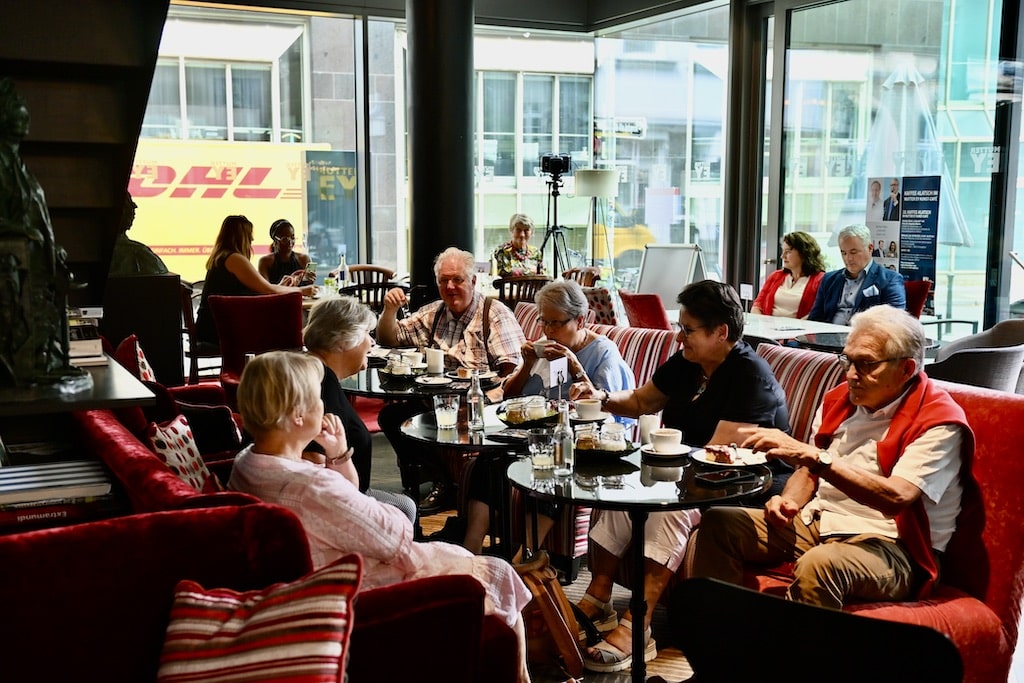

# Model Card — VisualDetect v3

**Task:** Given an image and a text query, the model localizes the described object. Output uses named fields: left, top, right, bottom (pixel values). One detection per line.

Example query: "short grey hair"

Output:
left=849, top=305, right=925, bottom=370
left=303, top=296, right=377, bottom=353
left=836, top=224, right=872, bottom=250
left=433, top=247, right=475, bottom=281
left=509, top=213, right=534, bottom=232
left=535, top=279, right=588, bottom=319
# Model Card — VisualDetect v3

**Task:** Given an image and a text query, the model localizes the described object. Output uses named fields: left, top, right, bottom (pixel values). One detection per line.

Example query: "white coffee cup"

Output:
left=576, top=398, right=603, bottom=420
left=651, top=427, right=683, bottom=453
left=533, top=339, right=549, bottom=357
left=401, top=350, right=423, bottom=366
left=425, top=348, right=445, bottom=374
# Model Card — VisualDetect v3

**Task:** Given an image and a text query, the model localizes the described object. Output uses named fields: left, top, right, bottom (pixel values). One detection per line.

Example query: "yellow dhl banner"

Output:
left=128, top=139, right=333, bottom=283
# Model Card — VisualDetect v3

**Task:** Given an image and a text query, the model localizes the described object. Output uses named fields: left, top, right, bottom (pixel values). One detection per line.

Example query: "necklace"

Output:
left=692, top=372, right=708, bottom=402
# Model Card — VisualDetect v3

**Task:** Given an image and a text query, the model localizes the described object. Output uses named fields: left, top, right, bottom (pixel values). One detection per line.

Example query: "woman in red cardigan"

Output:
left=751, top=231, right=826, bottom=319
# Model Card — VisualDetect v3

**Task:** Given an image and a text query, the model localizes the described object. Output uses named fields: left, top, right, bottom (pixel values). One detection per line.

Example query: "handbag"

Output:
left=514, top=550, right=584, bottom=678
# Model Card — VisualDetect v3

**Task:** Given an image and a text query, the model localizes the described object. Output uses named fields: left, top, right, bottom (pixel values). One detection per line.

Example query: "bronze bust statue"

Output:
left=0, top=78, right=81, bottom=387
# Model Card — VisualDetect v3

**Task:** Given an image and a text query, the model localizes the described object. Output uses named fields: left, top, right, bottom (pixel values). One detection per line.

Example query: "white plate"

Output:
left=640, top=443, right=691, bottom=457
left=415, top=376, right=453, bottom=386
left=571, top=411, right=612, bottom=423
left=690, top=447, right=767, bottom=467
left=446, top=370, right=497, bottom=381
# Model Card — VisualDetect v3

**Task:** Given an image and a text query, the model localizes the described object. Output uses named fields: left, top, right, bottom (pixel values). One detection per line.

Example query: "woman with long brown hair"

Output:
left=750, top=231, right=826, bottom=319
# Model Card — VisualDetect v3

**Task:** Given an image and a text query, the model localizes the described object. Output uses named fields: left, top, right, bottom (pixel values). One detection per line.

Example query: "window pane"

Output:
left=232, top=65, right=272, bottom=142
left=279, top=38, right=304, bottom=142
left=524, top=75, right=553, bottom=174
left=782, top=0, right=999, bottom=331
left=185, top=64, right=227, bottom=140
left=142, top=62, right=181, bottom=139
left=483, top=73, right=516, bottom=177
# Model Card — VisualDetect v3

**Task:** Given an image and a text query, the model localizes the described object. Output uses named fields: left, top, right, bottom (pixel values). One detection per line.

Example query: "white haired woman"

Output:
left=228, top=351, right=533, bottom=683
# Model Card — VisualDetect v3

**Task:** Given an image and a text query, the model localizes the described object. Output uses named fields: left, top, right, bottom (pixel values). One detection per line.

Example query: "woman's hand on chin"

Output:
left=314, top=413, right=348, bottom=460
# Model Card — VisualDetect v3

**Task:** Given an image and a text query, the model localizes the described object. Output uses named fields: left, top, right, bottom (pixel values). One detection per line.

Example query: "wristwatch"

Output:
left=809, top=450, right=833, bottom=475
left=599, top=389, right=611, bottom=408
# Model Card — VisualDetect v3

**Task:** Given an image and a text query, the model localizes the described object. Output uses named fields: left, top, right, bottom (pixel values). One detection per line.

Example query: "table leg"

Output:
left=629, top=508, right=649, bottom=683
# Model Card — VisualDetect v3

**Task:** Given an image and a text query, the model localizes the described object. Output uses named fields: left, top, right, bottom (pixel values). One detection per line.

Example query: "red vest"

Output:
left=814, top=373, right=973, bottom=598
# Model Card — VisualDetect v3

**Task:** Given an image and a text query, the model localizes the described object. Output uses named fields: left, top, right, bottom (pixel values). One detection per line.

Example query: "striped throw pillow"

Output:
left=514, top=301, right=544, bottom=341
left=158, top=554, right=363, bottom=683
left=592, top=324, right=683, bottom=387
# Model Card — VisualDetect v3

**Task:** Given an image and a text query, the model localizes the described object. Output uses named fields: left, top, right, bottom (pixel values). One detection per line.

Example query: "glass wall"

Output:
left=774, top=0, right=1003, bottom=328
left=132, top=0, right=1018, bottom=328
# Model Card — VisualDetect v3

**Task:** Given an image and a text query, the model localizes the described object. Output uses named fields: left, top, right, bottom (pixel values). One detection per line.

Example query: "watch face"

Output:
left=818, top=451, right=833, bottom=466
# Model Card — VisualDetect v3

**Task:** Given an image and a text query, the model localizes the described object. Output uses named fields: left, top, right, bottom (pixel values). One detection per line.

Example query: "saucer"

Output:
left=690, top=447, right=767, bottom=467
left=640, top=443, right=692, bottom=457
left=571, top=410, right=612, bottom=423
left=415, top=376, right=452, bottom=386
left=446, top=370, right=497, bottom=381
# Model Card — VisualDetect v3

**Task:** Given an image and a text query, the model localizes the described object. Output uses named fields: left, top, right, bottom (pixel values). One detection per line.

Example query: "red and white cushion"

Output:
left=147, top=415, right=217, bottom=492
left=158, top=554, right=362, bottom=683
left=114, top=334, right=157, bottom=382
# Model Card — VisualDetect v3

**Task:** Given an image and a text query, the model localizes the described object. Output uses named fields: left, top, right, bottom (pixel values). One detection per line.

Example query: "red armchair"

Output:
left=619, top=289, right=673, bottom=330
left=705, top=380, right=1024, bottom=683
left=0, top=504, right=518, bottom=682
left=208, top=292, right=305, bottom=406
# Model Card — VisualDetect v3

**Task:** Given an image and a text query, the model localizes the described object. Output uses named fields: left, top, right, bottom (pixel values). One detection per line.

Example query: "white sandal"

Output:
left=576, top=593, right=619, bottom=639
left=583, top=617, right=657, bottom=673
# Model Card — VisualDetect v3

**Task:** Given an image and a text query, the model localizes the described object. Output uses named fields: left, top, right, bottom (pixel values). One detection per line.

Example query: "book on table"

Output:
left=0, top=492, right=123, bottom=532
left=0, top=460, right=113, bottom=506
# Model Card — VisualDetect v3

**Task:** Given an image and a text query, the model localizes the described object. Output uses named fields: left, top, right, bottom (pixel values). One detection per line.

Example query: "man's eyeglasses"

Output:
left=836, top=354, right=906, bottom=374
left=678, top=324, right=706, bottom=337
left=438, top=277, right=466, bottom=287
left=539, top=318, right=572, bottom=328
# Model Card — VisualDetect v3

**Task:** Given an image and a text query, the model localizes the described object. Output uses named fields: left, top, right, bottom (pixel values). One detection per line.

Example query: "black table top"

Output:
left=506, top=450, right=771, bottom=513
left=400, top=404, right=529, bottom=453
left=339, top=365, right=502, bottom=400
left=0, top=356, right=155, bottom=417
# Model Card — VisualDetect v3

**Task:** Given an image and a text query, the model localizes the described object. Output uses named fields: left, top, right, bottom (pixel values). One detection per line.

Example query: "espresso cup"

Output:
left=533, top=340, right=549, bottom=357
left=575, top=398, right=603, bottom=420
left=651, top=427, right=683, bottom=453
left=401, top=350, right=423, bottom=366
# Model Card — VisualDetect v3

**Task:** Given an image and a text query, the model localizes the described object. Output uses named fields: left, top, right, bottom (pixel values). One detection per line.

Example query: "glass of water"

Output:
left=432, top=393, right=460, bottom=430
left=528, top=428, right=555, bottom=470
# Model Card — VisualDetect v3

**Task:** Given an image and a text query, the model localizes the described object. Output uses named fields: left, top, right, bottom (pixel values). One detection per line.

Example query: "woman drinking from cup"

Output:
left=568, top=280, right=789, bottom=673
left=462, top=279, right=634, bottom=556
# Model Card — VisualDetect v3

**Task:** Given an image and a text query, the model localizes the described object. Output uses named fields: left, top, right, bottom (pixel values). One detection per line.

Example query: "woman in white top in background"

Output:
left=750, top=231, right=826, bottom=319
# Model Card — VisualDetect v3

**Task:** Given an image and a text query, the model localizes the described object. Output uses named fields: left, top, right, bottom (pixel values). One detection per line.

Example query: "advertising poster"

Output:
left=304, top=150, right=359, bottom=285
left=863, top=174, right=940, bottom=314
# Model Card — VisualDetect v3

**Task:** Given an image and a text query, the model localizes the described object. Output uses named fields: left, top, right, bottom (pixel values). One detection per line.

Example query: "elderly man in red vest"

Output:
left=691, top=305, right=974, bottom=608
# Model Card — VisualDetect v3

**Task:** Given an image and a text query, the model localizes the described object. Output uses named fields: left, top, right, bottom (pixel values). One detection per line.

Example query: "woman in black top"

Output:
left=569, top=280, right=790, bottom=673
left=194, top=215, right=316, bottom=346
left=303, top=295, right=416, bottom=521
left=258, top=218, right=312, bottom=285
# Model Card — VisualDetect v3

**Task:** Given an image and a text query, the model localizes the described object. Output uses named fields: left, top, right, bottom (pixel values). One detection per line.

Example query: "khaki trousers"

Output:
left=690, top=506, right=918, bottom=609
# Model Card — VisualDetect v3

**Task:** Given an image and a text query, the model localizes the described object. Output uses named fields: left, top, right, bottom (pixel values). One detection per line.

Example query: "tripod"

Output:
left=538, top=170, right=571, bottom=276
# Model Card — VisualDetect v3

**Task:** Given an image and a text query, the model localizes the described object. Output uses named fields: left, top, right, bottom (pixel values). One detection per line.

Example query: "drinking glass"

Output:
left=528, top=428, right=555, bottom=470
left=432, top=393, right=460, bottom=430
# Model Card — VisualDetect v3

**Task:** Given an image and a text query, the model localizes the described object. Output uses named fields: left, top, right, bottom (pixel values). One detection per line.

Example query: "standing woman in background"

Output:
left=195, top=214, right=316, bottom=347
left=750, top=231, right=826, bottom=319
left=258, top=218, right=312, bottom=285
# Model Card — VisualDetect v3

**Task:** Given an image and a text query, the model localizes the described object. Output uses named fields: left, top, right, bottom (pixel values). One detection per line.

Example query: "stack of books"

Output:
left=68, top=306, right=106, bottom=367
left=0, top=458, right=122, bottom=533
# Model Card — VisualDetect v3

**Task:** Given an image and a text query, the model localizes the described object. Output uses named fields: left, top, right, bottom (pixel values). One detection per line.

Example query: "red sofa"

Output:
left=702, top=379, right=1024, bottom=683
left=0, top=504, right=517, bottom=682
left=65, top=408, right=521, bottom=682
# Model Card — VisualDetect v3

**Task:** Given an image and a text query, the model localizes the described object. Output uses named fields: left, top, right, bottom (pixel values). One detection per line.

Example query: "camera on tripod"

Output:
left=541, top=153, right=571, bottom=176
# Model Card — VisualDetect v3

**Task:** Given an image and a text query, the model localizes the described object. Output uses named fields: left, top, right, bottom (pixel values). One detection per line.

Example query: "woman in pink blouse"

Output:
left=750, top=231, right=826, bottom=319
left=228, top=351, right=532, bottom=682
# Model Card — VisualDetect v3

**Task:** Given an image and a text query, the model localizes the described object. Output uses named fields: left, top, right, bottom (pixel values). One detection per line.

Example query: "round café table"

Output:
left=507, top=450, right=771, bottom=683
left=401, top=403, right=528, bottom=558
left=339, top=365, right=501, bottom=400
